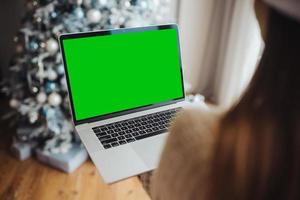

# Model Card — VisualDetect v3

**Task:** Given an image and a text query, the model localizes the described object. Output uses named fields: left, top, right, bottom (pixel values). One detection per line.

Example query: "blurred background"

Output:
left=0, top=0, right=263, bottom=199
left=0, top=0, right=24, bottom=92
left=0, top=0, right=262, bottom=105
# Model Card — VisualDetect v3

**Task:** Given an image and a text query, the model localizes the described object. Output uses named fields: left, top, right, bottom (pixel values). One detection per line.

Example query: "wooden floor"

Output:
left=0, top=98, right=151, bottom=200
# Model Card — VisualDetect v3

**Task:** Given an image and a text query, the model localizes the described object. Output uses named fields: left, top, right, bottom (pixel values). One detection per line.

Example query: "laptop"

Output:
left=59, top=24, right=186, bottom=183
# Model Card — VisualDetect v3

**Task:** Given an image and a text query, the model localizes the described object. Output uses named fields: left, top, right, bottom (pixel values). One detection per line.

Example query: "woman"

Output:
left=151, top=0, right=300, bottom=199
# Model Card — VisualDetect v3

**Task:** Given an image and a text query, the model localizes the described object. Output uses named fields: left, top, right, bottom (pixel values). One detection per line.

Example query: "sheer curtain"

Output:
left=178, top=0, right=263, bottom=107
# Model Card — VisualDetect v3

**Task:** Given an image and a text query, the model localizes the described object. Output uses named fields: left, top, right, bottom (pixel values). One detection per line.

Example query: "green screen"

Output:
left=62, top=28, right=183, bottom=121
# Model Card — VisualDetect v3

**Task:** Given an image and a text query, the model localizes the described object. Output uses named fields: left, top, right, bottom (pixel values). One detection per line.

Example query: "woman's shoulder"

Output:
left=169, top=105, right=221, bottom=146
left=175, top=106, right=220, bottom=126
left=163, top=106, right=220, bottom=167
left=150, top=106, right=222, bottom=200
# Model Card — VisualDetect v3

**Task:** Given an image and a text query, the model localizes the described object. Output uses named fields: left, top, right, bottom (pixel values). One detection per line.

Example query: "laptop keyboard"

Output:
left=92, top=108, right=182, bottom=149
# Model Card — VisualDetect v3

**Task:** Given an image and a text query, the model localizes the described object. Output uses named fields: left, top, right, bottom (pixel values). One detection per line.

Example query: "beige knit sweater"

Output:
left=150, top=107, right=220, bottom=200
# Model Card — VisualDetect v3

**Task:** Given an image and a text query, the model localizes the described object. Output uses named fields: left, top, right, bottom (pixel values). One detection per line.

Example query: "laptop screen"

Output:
left=61, top=26, right=184, bottom=122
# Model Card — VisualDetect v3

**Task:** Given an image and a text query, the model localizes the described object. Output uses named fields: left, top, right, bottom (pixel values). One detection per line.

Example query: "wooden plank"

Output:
left=0, top=150, right=150, bottom=200
left=0, top=98, right=150, bottom=200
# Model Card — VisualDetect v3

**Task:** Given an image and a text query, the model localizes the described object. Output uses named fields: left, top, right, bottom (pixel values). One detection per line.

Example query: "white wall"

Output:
left=213, top=0, right=262, bottom=106
left=177, top=0, right=262, bottom=106
left=177, top=0, right=216, bottom=93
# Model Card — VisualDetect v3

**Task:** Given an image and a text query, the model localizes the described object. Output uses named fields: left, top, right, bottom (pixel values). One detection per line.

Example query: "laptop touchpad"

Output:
left=132, top=133, right=168, bottom=169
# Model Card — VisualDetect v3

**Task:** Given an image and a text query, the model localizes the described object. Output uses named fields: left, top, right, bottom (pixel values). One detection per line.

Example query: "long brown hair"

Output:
left=208, top=8, right=300, bottom=200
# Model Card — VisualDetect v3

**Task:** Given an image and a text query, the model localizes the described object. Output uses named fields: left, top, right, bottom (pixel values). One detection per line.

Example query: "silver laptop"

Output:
left=59, top=24, right=186, bottom=183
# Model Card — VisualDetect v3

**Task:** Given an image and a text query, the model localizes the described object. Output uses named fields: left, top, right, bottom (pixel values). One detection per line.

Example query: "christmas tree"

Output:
left=2, top=0, right=174, bottom=155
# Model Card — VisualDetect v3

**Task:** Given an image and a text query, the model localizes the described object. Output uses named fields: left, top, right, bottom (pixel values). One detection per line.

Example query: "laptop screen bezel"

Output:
left=59, top=24, right=185, bottom=125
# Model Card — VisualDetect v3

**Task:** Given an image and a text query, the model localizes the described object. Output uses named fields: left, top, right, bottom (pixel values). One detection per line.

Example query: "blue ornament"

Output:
left=45, top=81, right=57, bottom=93
left=50, top=11, right=57, bottom=19
left=29, top=40, right=39, bottom=51
left=57, top=64, right=65, bottom=75
left=73, top=7, right=85, bottom=19
left=50, top=11, right=59, bottom=23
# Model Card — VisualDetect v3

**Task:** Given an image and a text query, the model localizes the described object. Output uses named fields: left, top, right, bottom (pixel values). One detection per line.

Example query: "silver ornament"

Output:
left=87, top=9, right=102, bottom=23
left=29, top=111, right=39, bottom=123
left=98, top=0, right=107, bottom=6
left=60, top=77, right=68, bottom=91
left=40, top=42, right=46, bottom=48
left=47, top=69, right=58, bottom=81
left=9, top=99, right=20, bottom=108
left=83, top=0, right=92, bottom=7
left=140, top=0, right=148, bottom=9
left=46, top=38, right=59, bottom=54
left=36, top=92, right=47, bottom=103
left=32, top=86, right=39, bottom=93
left=48, top=92, right=62, bottom=106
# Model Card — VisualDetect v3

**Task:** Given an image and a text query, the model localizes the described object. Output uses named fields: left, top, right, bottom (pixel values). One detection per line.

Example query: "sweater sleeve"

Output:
left=150, top=107, right=218, bottom=200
